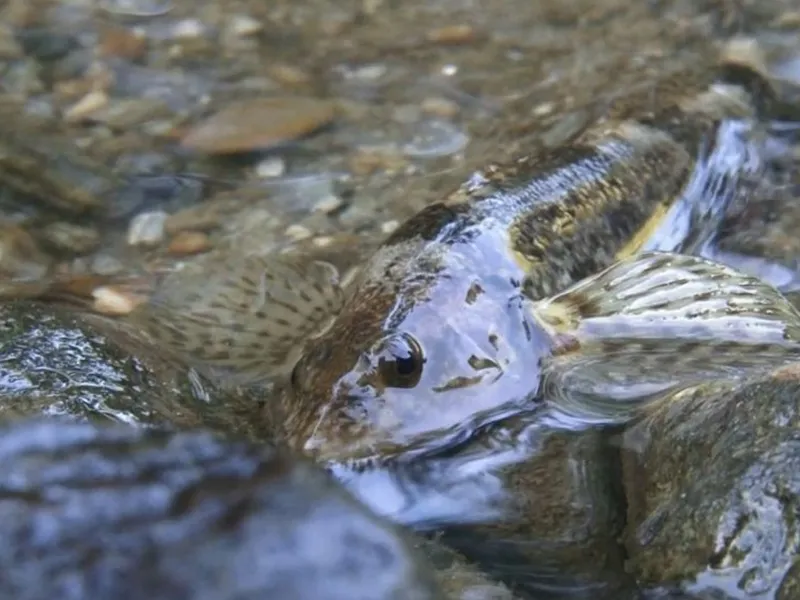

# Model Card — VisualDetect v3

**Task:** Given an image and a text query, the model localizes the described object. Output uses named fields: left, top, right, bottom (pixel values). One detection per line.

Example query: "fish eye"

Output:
left=375, top=333, right=425, bottom=389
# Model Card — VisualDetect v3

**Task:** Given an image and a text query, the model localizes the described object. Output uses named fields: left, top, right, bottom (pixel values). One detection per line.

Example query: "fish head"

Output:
left=286, top=238, right=555, bottom=466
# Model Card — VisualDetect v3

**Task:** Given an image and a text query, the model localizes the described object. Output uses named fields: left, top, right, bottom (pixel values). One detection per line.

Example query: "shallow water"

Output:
left=3, top=0, right=800, bottom=598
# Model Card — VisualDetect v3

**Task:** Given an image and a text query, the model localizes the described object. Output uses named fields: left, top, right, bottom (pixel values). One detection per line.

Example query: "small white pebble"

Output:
left=381, top=220, right=399, bottom=235
left=92, top=286, right=137, bottom=316
left=441, top=64, right=458, bottom=76
left=312, top=235, right=334, bottom=247
left=255, top=157, right=286, bottom=178
left=532, top=102, right=554, bottom=117
left=285, top=224, right=312, bottom=241
left=351, top=64, right=387, bottom=80
left=63, top=90, right=109, bottom=123
left=228, top=14, right=263, bottom=37
left=172, top=19, right=205, bottom=39
left=313, top=195, right=343, bottom=214
left=128, top=210, right=168, bottom=246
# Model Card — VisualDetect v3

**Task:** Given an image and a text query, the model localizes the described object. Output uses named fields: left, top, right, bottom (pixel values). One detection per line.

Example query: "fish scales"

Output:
left=282, top=42, right=800, bottom=464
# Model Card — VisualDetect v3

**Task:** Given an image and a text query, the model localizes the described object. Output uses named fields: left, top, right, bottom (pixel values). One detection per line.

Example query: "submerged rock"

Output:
left=622, top=364, right=800, bottom=598
left=435, top=423, right=634, bottom=599
left=0, top=419, right=441, bottom=600
left=180, top=97, right=337, bottom=155
left=418, top=538, right=518, bottom=599
left=0, top=301, right=275, bottom=440
left=340, top=415, right=633, bottom=598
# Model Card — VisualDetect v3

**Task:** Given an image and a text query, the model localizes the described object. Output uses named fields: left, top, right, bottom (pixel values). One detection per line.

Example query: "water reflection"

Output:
left=333, top=405, right=630, bottom=598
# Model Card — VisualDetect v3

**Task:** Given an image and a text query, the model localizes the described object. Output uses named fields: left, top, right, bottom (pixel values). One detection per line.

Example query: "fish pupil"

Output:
left=393, top=352, right=417, bottom=376
left=376, top=333, right=425, bottom=387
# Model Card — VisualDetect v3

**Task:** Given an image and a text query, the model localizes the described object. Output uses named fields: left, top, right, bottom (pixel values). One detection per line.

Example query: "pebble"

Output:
left=425, top=24, right=479, bottom=45
left=63, top=90, right=109, bottom=123
left=167, top=231, right=212, bottom=256
left=172, top=19, right=206, bottom=40
left=420, top=97, right=460, bottom=118
left=88, top=98, right=172, bottom=130
left=255, top=157, right=287, bottom=178
left=91, top=254, right=125, bottom=275
left=532, top=102, right=555, bottom=117
left=348, top=149, right=408, bottom=176
left=313, top=195, right=344, bottom=214
left=53, top=79, right=93, bottom=103
left=381, top=220, right=400, bottom=235
left=348, top=64, right=388, bottom=81
left=285, top=224, right=313, bottom=241
left=180, top=97, right=337, bottom=155
left=227, top=14, right=263, bottom=37
left=92, top=285, right=141, bottom=315
left=310, top=235, right=335, bottom=248
left=98, top=26, right=148, bottom=61
left=128, top=210, right=168, bottom=247
left=268, top=64, right=312, bottom=87
left=99, top=0, right=174, bottom=17
left=772, top=11, right=800, bottom=28
left=402, top=120, right=469, bottom=158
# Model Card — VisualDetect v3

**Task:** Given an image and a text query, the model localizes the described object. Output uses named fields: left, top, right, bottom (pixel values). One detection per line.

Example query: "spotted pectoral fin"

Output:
left=130, top=252, right=346, bottom=387
left=530, top=251, right=800, bottom=424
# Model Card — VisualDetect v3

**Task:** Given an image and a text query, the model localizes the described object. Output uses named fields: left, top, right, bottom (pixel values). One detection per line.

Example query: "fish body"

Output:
left=51, top=39, right=797, bottom=467
left=284, top=42, right=800, bottom=465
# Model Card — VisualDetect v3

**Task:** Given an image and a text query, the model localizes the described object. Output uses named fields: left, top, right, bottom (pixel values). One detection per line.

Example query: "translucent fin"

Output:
left=131, top=253, right=345, bottom=386
left=531, top=251, right=800, bottom=425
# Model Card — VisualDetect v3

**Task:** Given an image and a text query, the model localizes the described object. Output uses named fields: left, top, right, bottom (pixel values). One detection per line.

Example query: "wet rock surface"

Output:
left=0, top=301, right=275, bottom=440
left=0, top=419, right=441, bottom=600
left=432, top=425, right=631, bottom=599
left=0, top=0, right=799, bottom=598
left=622, top=366, right=800, bottom=598
left=418, top=539, right=518, bottom=600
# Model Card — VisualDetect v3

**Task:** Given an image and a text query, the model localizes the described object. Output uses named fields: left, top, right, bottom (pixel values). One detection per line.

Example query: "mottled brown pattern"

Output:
left=283, top=40, right=797, bottom=465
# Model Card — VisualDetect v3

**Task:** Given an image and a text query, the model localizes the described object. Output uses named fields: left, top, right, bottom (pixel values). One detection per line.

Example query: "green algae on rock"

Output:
left=417, top=538, right=519, bottom=600
left=0, top=419, right=442, bottom=600
left=621, top=364, right=800, bottom=598
left=434, top=423, right=633, bottom=600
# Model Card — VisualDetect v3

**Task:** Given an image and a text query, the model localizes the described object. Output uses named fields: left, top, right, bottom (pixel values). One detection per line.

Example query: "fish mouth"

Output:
left=321, top=399, right=532, bottom=473
left=322, top=403, right=549, bottom=529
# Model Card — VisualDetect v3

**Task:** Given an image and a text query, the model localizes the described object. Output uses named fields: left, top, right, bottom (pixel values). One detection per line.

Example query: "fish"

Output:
left=21, top=38, right=799, bottom=468
left=533, top=251, right=800, bottom=426
left=130, top=253, right=346, bottom=386
left=275, top=38, right=800, bottom=466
